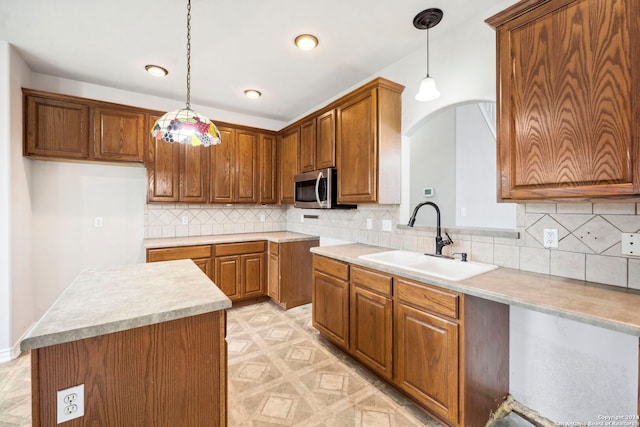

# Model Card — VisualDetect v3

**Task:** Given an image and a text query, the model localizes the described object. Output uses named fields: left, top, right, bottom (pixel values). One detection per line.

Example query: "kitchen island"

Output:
left=21, top=259, right=231, bottom=426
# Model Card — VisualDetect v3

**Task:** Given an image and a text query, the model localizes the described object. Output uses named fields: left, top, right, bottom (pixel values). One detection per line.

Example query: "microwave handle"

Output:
left=315, top=171, right=326, bottom=208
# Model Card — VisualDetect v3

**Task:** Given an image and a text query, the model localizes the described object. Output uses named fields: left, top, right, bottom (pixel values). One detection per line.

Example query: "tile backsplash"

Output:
left=145, top=202, right=640, bottom=290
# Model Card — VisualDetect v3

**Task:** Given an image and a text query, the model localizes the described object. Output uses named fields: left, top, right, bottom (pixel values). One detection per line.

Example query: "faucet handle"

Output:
left=444, top=232, right=454, bottom=245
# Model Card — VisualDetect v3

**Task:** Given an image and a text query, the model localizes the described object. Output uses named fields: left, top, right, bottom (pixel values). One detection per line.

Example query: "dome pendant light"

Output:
left=414, top=8, right=443, bottom=102
left=151, top=0, right=221, bottom=147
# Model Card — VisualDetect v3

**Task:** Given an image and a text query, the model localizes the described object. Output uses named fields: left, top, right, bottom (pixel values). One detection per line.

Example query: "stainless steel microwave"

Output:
left=293, top=168, right=355, bottom=209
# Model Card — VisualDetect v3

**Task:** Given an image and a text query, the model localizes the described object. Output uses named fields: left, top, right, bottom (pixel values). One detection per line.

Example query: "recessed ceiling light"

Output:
left=295, top=34, right=318, bottom=50
left=244, top=89, right=262, bottom=99
left=145, top=65, right=168, bottom=77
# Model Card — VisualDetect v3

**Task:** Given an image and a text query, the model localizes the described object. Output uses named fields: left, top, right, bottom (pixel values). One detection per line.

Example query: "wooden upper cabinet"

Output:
left=181, top=143, right=209, bottom=203
left=279, top=128, right=299, bottom=204
left=210, top=126, right=258, bottom=203
left=93, top=107, right=145, bottom=162
left=299, top=118, right=316, bottom=173
left=316, top=109, right=336, bottom=169
left=487, top=0, right=640, bottom=200
left=147, top=114, right=180, bottom=202
left=258, top=133, right=278, bottom=204
left=336, top=78, right=403, bottom=204
left=24, top=91, right=90, bottom=159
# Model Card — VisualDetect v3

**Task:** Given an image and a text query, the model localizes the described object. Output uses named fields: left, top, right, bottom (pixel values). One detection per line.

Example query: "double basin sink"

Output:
left=358, top=250, right=498, bottom=281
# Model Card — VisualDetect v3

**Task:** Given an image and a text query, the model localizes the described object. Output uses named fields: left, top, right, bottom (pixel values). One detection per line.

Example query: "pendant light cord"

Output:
left=186, top=0, right=192, bottom=109
left=425, top=28, right=430, bottom=78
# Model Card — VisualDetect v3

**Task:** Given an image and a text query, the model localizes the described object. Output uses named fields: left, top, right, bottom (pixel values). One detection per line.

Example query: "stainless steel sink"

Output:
left=358, top=250, right=498, bottom=281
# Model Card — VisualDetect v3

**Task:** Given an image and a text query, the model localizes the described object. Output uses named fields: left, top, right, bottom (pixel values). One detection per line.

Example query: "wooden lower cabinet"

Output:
left=395, top=301, right=459, bottom=424
left=146, top=245, right=212, bottom=279
left=311, top=255, right=509, bottom=427
left=268, top=239, right=319, bottom=309
left=214, top=241, right=266, bottom=302
left=312, top=256, right=350, bottom=349
left=350, top=267, right=393, bottom=380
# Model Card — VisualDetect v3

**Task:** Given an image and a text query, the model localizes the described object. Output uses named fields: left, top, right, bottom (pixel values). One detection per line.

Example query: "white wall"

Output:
left=510, top=307, right=638, bottom=423
left=0, top=42, right=34, bottom=362
left=31, top=162, right=147, bottom=316
left=409, top=107, right=456, bottom=226
left=455, top=103, right=515, bottom=228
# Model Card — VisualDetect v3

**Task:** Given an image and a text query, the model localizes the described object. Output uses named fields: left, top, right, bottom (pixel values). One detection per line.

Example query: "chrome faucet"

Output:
left=407, top=201, right=454, bottom=256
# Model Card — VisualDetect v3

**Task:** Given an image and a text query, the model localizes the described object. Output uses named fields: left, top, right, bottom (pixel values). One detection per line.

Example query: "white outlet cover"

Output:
left=382, top=219, right=392, bottom=232
left=94, top=217, right=103, bottom=228
left=181, top=215, right=189, bottom=225
left=543, top=228, right=559, bottom=248
left=260, top=214, right=266, bottom=222
left=621, top=233, right=638, bottom=256
left=57, top=384, right=84, bottom=423
left=366, top=218, right=373, bottom=230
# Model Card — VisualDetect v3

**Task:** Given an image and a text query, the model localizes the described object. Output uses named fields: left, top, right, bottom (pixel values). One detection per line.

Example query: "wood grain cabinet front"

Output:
left=268, top=239, right=319, bottom=310
left=312, top=255, right=350, bottom=349
left=146, top=245, right=213, bottom=279
left=214, top=241, right=266, bottom=302
left=279, top=128, right=299, bottom=204
left=93, top=107, right=145, bottom=162
left=24, top=92, right=90, bottom=159
left=211, top=126, right=259, bottom=203
left=487, top=0, right=640, bottom=200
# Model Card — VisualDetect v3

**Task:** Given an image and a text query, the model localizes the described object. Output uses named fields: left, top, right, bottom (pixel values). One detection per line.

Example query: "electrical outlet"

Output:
left=259, top=214, right=266, bottom=223
left=621, top=233, right=638, bottom=256
left=382, top=219, right=392, bottom=232
left=57, top=384, right=84, bottom=423
left=543, top=228, right=558, bottom=248
left=366, top=218, right=373, bottom=230
left=460, top=207, right=467, bottom=217
left=181, top=215, right=189, bottom=225
left=94, top=217, right=103, bottom=228
left=300, top=214, right=304, bottom=223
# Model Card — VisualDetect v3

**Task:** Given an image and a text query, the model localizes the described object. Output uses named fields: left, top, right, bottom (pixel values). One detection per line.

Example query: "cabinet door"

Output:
left=147, top=114, right=180, bottom=202
left=211, top=126, right=234, bottom=203
left=93, top=107, right=145, bottom=162
left=192, top=258, right=212, bottom=277
left=350, top=285, right=392, bottom=380
left=279, top=128, right=299, bottom=204
left=395, top=302, right=459, bottom=424
left=215, top=256, right=241, bottom=300
left=312, top=270, right=349, bottom=349
left=241, top=253, right=265, bottom=297
left=236, top=130, right=258, bottom=203
left=336, top=89, right=377, bottom=203
left=180, top=143, right=209, bottom=203
left=24, top=94, right=90, bottom=159
left=268, top=252, right=280, bottom=301
left=299, top=119, right=316, bottom=173
left=258, top=133, right=278, bottom=204
left=316, top=109, right=336, bottom=169
left=489, top=0, right=640, bottom=199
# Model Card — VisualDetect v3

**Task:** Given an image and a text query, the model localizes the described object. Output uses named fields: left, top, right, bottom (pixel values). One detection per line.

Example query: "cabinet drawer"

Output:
left=268, top=241, right=279, bottom=255
left=147, top=245, right=212, bottom=262
left=351, top=266, right=392, bottom=297
left=313, top=255, right=349, bottom=281
left=395, top=278, right=458, bottom=319
left=215, top=241, right=266, bottom=256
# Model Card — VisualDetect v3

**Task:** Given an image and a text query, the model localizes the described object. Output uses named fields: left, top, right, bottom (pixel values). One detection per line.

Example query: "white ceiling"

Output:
left=0, top=0, right=510, bottom=123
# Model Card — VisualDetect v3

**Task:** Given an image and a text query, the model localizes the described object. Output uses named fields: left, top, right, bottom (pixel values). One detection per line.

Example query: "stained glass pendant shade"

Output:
left=150, top=0, right=221, bottom=147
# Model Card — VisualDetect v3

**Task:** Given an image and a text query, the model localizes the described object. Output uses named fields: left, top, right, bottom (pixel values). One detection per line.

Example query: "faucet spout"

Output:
left=407, top=201, right=453, bottom=256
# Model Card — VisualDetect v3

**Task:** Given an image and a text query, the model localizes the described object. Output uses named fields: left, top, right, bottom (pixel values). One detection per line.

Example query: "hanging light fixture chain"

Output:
left=186, top=0, right=192, bottom=109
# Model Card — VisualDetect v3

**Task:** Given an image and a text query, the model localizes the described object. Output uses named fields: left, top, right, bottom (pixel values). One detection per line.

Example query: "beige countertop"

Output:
left=144, top=231, right=319, bottom=249
left=311, top=244, right=640, bottom=336
left=21, top=259, right=231, bottom=351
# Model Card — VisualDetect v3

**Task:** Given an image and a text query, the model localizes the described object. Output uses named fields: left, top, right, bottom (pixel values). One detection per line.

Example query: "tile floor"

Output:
left=0, top=301, right=442, bottom=426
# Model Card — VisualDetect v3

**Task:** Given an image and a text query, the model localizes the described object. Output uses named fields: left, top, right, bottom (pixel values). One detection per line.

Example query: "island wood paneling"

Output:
left=31, top=311, right=227, bottom=426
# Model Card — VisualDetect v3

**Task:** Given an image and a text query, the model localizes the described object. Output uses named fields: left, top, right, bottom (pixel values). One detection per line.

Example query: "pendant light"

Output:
left=414, top=8, right=443, bottom=102
left=151, top=0, right=221, bottom=147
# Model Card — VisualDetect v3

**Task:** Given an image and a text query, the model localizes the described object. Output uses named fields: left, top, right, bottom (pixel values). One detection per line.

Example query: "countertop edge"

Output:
left=21, top=299, right=232, bottom=352
left=310, top=245, right=640, bottom=337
